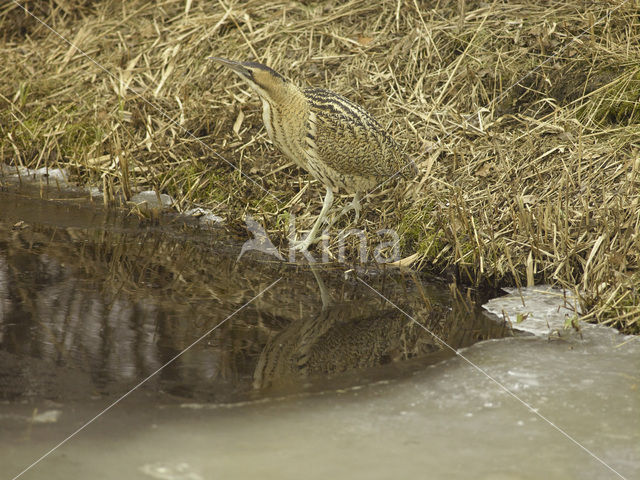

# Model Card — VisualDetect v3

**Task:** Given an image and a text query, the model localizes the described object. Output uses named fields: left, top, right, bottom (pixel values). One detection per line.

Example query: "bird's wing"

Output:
left=304, top=88, right=404, bottom=179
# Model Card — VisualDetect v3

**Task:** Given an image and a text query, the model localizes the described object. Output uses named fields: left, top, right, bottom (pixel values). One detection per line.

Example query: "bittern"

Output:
left=210, top=57, right=416, bottom=251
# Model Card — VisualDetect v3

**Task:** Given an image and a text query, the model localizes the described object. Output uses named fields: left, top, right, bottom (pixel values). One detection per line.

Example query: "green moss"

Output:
left=397, top=205, right=447, bottom=259
left=578, top=69, right=640, bottom=126
left=397, top=211, right=425, bottom=251
left=416, top=232, right=445, bottom=258
left=62, top=122, right=105, bottom=151
left=161, top=162, right=226, bottom=205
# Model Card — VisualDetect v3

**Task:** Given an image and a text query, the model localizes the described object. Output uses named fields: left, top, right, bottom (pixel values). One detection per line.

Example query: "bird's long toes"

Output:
left=290, top=237, right=313, bottom=251
left=291, top=242, right=310, bottom=252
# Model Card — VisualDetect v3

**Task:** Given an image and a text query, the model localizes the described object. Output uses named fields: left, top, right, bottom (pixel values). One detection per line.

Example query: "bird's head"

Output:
left=209, top=57, right=289, bottom=102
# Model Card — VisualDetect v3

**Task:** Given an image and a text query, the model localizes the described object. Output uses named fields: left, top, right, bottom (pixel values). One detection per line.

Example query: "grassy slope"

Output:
left=1, top=0, right=638, bottom=332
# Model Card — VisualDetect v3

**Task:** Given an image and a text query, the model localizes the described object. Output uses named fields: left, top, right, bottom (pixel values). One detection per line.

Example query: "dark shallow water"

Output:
left=1, top=185, right=638, bottom=480
left=0, top=185, right=510, bottom=405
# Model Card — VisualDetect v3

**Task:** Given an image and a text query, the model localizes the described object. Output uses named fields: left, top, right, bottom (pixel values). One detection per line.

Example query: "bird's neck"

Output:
left=267, top=81, right=304, bottom=108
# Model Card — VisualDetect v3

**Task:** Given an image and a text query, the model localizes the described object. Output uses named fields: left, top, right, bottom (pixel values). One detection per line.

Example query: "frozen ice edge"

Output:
left=483, top=285, right=587, bottom=337
left=1, top=163, right=223, bottom=227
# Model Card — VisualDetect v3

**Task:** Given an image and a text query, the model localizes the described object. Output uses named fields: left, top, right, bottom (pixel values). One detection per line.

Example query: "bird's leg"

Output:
left=346, top=192, right=362, bottom=222
left=310, top=263, right=332, bottom=308
left=291, top=187, right=334, bottom=251
left=327, top=192, right=362, bottom=229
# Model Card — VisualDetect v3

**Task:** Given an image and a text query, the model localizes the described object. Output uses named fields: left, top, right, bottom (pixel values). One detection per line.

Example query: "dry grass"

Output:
left=1, top=0, right=639, bottom=332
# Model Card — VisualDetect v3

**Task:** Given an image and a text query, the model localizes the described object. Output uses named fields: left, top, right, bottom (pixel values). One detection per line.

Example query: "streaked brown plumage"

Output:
left=210, top=57, right=416, bottom=250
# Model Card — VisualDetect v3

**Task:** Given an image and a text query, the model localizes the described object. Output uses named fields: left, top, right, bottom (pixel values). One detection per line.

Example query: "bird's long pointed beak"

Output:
left=208, top=57, right=248, bottom=77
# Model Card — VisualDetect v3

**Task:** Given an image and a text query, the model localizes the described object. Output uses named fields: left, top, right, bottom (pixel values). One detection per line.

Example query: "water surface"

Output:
left=1, top=184, right=637, bottom=480
left=0, top=186, right=506, bottom=404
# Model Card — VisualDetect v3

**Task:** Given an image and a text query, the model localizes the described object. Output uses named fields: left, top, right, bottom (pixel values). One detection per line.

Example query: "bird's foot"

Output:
left=289, top=230, right=329, bottom=251
left=290, top=235, right=316, bottom=252
left=290, top=237, right=313, bottom=252
left=330, top=196, right=361, bottom=227
left=342, top=197, right=361, bottom=222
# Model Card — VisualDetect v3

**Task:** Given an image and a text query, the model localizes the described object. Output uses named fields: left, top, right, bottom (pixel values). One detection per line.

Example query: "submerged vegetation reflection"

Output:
left=0, top=189, right=509, bottom=403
